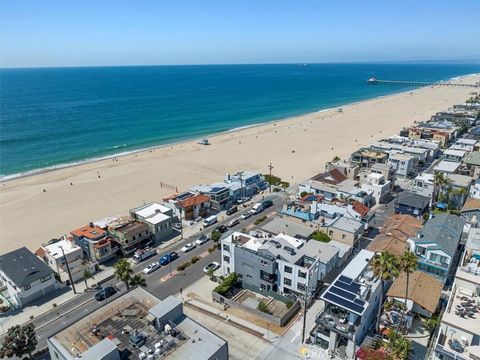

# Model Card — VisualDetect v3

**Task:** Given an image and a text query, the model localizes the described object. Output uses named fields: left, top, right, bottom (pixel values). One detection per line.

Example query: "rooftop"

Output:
left=462, top=198, right=480, bottom=212
left=387, top=271, right=442, bottom=314
left=43, top=238, right=80, bottom=259
left=380, top=214, right=424, bottom=239
left=0, top=247, right=53, bottom=287
left=443, top=149, right=468, bottom=158
left=261, top=216, right=315, bottom=239
left=178, top=194, right=210, bottom=208
left=94, top=216, right=121, bottom=230
left=433, top=160, right=461, bottom=174
left=441, top=284, right=480, bottom=337
left=463, top=151, right=480, bottom=166
left=447, top=174, right=474, bottom=188
left=367, top=234, right=407, bottom=257
left=145, top=212, right=171, bottom=225
left=108, top=216, right=136, bottom=230
left=70, top=224, right=107, bottom=240
left=328, top=216, right=363, bottom=234
left=311, top=169, right=347, bottom=185
left=133, top=202, right=171, bottom=219
left=396, top=191, right=430, bottom=209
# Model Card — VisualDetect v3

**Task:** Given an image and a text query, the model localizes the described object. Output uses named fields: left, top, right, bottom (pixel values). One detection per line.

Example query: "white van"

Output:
left=203, top=215, right=218, bottom=227
left=250, top=203, right=264, bottom=215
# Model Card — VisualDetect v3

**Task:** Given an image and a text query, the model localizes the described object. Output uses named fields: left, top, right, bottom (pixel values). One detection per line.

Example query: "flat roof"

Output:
left=70, top=224, right=106, bottom=239
left=443, top=149, right=467, bottom=157
left=329, top=216, right=363, bottom=234
left=442, top=286, right=480, bottom=336
left=94, top=216, right=121, bottom=229
left=134, top=202, right=171, bottom=218
left=44, top=239, right=80, bottom=259
left=342, top=249, right=374, bottom=280
left=145, top=212, right=171, bottom=225
left=261, top=216, right=315, bottom=239
left=433, top=160, right=461, bottom=174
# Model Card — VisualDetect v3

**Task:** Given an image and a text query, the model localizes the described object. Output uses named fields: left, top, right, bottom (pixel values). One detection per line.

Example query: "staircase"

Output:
left=335, top=344, right=347, bottom=359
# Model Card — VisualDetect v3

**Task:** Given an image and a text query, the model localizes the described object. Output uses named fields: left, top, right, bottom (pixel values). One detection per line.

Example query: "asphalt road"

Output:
left=8, top=194, right=284, bottom=359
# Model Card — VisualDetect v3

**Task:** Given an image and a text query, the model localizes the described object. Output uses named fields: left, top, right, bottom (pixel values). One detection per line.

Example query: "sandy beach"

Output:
left=1, top=74, right=479, bottom=254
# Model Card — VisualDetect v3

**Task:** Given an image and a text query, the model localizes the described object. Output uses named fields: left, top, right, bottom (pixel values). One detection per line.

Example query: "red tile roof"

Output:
left=351, top=201, right=370, bottom=217
left=178, top=194, right=210, bottom=208
left=70, top=225, right=106, bottom=239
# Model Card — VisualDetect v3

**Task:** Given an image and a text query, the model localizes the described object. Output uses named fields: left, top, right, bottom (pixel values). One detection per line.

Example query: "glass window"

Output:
left=283, top=278, right=292, bottom=286
left=284, top=266, right=292, bottom=274
left=223, top=256, right=230, bottom=263
left=24, top=284, right=31, bottom=290
left=297, top=283, right=306, bottom=292
left=298, top=270, right=306, bottom=278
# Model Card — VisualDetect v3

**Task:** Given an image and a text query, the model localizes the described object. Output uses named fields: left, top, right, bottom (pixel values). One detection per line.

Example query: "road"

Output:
left=7, top=194, right=283, bottom=359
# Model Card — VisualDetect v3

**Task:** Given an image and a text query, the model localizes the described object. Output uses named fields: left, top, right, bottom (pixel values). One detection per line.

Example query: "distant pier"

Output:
left=367, top=77, right=479, bottom=88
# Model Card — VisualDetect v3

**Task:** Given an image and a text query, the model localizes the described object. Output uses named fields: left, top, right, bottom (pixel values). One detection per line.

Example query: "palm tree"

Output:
left=451, top=187, right=469, bottom=209
left=83, top=269, right=93, bottom=289
left=396, top=250, right=417, bottom=332
left=114, top=258, right=133, bottom=290
left=433, top=172, right=451, bottom=203
left=369, top=252, right=400, bottom=334
left=129, top=274, right=147, bottom=288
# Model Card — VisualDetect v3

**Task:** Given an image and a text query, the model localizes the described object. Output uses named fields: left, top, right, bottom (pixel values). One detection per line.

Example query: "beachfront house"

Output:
left=350, top=148, right=389, bottom=168
left=70, top=223, right=117, bottom=263
left=108, top=216, right=153, bottom=256
left=224, top=170, right=267, bottom=201
left=164, top=191, right=211, bottom=220
left=311, top=250, right=382, bottom=359
left=190, top=183, right=231, bottom=211
left=407, top=214, right=465, bottom=283
left=0, top=247, right=60, bottom=308
left=360, top=173, right=391, bottom=205
left=394, top=191, right=430, bottom=219
left=325, top=160, right=360, bottom=180
left=130, top=202, right=173, bottom=241
left=221, top=231, right=340, bottom=297
left=37, top=238, right=97, bottom=284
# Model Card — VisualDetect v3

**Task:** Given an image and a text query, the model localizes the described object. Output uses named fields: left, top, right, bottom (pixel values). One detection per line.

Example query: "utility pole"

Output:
left=267, top=162, right=274, bottom=193
left=179, top=208, right=183, bottom=240
left=59, top=246, right=76, bottom=294
left=301, top=283, right=309, bottom=344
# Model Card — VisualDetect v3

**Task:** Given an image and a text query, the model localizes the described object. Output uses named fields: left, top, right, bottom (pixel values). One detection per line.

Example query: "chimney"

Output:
left=89, top=222, right=94, bottom=228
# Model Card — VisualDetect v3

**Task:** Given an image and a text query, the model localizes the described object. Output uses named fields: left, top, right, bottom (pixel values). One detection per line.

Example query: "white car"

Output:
left=143, top=262, right=160, bottom=274
left=203, top=262, right=220, bottom=274
left=195, top=234, right=209, bottom=245
left=181, top=242, right=196, bottom=253
left=241, top=212, right=252, bottom=220
left=228, top=218, right=240, bottom=228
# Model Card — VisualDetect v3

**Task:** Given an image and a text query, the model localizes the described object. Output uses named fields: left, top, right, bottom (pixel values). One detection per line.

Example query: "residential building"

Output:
left=446, top=174, right=474, bottom=209
left=461, top=151, right=480, bottom=178
left=350, top=148, right=389, bottom=168
left=394, top=191, right=430, bottom=219
left=387, top=152, right=415, bottom=178
left=0, top=247, right=59, bottom=308
left=224, top=170, right=267, bottom=200
left=261, top=216, right=315, bottom=239
left=221, top=231, right=340, bottom=297
left=433, top=160, right=461, bottom=175
left=470, top=179, right=480, bottom=199
left=108, top=216, right=152, bottom=256
left=407, top=214, right=465, bottom=283
left=311, top=250, right=382, bottom=359
left=70, top=223, right=117, bottom=263
left=39, top=238, right=96, bottom=283
left=462, top=198, right=480, bottom=225
left=324, top=216, right=364, bottom=247
left=190, top=183, right=231, bottom=211
left=386, top=271, right=442, bottom=318
left=47, top=288, right=228, bottom=360
left=130, top=202, right=173, bottom=241
left=406, top=121, right=459, bottom=147
left=358, top=162, right=396, bottom=191
left=443, top=149, right=468, bottom=163
left=360, top=173, right=391, bottom=204
left=164, top=192, right=210, bottom=220
left=325, top=160, right=360, bottom=180
left=410, top=173, right=435, bottom=200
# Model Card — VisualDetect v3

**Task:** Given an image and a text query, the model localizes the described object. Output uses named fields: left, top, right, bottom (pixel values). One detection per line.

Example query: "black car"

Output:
left=215, top=225, right=228, bottom=233
left=226, top=206, right=238, bottom=215
left=95, top=286, right=116, bottom=301
left=262, top=200, right=274, bottom=208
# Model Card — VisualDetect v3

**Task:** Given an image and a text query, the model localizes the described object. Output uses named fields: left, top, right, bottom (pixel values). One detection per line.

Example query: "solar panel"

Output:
left=354, top=298, right=366, bottom=306
left=334, top=280, right=361, bottom=294
left=323, top=292, right=364, bottom=314
left=329, top=286, right=356, bottom=301
left=338, top=275, right=353, bottom=284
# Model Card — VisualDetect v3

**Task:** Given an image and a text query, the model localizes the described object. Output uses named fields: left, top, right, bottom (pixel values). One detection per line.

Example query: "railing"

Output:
left=435, top=343, right=471, bottom=360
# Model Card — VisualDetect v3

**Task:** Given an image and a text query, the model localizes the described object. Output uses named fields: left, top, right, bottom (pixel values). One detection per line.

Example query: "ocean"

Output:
left=1, top=63, right=479, bottom=179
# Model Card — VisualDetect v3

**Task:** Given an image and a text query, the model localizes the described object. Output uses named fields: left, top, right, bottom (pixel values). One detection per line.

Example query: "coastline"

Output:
left=1, top=73, right=479, bottom=254
left=2, top=72, right=477, bottom=182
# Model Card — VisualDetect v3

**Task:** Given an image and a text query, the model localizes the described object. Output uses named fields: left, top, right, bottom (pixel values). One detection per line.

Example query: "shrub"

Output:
left=177, top=261, right=191, bottom=271
left=264, top=174, right=290, bottom=188
left=190, top=256, right=200, bottom=264
left=286, top=300, right=294, bottom=309
left=214, top=273, right=239, bottom=297
left=311, top=230, right=331, bottom=243
left=300, top=191, right=311, bottom=198
left=257, top=300, right=271, bottom=314
left=254, top=215, right=267, bottom=225
left=208, top=247, right=216, bottom=253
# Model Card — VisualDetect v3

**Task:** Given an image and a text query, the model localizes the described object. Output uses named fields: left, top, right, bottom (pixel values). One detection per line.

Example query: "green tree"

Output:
left=114, top=258, right=133, bottom=290
left=332, top=156, right=341, bottom=162
left=433, top=172, right=451, bottom=203
left=211, top=230, right=222, bottom=242
left=83, top=269, right=93, bottom=289
left=0, top=324, right=38, bottom=359
left=396, top=250, right=417, bottom=331
left=370, top=252, right=400, bottom=334
left=129, top=274, right=147, bottom=288
left=385, top=331, right=412, bottom=360
left=451, top=187, right=469, bottom=209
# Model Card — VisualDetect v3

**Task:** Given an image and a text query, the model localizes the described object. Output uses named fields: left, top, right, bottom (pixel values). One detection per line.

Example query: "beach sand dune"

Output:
left=1, top=74, right=479, bottom=254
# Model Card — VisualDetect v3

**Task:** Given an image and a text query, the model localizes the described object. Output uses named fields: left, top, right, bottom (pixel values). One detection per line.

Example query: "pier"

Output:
left=367, top=77, right=479, bottom=88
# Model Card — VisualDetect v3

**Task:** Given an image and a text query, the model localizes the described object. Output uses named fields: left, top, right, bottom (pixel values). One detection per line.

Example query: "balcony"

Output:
left=315, top=304, right=356, bottom=339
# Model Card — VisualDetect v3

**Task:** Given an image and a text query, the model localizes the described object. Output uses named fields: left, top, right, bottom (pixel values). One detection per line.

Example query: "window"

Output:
left=41, top=275, right=51, bottom=283
left=284, top=266, right=292, bottom=274
left=283, top=278, right=292, bottom=286
left=260, top=259, right=269, bottom=267
left=223, top=256, right=230, bottom=263
left=223, top=244, right=230, bottom=252
left=329, top=230, right=333, bottom=236
left=342, top=234, right=346, bottom=240
left=416, top=246, right=426, bottom=256
left=297, top=283, right=306, bottom=292
left=24, top=284, right=31, bottom=290
left=298, top=270, right=306, bottom=278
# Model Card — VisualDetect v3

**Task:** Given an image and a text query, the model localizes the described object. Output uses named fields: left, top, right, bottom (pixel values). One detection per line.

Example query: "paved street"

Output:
left=1, top=194, right=283, bottom=359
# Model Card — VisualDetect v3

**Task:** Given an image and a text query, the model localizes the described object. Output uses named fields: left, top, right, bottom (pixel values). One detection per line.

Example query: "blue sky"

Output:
left=1, top=0, right=479, bottom=67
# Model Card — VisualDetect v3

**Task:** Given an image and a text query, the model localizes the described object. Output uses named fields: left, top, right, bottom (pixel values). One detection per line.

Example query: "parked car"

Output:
left=195, top=234, right=209, bottom=245
left=227, top=218, right=239, bottom=228
left=130, top=333, right=147, bottom=348
left=172, top=222, right=182, bottom=230
left=237, top=196, right=251, bottom=204
left=203, top=215, right=218, bottom=227
left=143, top=262, right=160, bottom=274
left=160, top=252, right=179, bottom=265
left=95, top=286, right=116, bottom=301
left=215, top=225, right=228, bottom=233
left=250, top=202, right=264, bottom=215
left=226, top=206, right=238, bottom=215
left=181, top=242, right=196, bottom=253
left=262, top=200, right=274, bottom=209
left=203, top=262, right=220, bottom=274
left=241, top=212, right=252, bottom=220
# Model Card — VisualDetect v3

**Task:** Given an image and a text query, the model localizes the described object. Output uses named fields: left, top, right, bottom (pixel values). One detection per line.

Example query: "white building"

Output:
left=470, top=179, right=480, bottom=199
left=0, top=247, right=59, bottom=308
left=41, top=238, right=96, bottom=283
left=443, top=149, right=468, bottom=163
left=410, top=173, right=435, bottom=200
left=387, top=152, right=415, bottom=178
left=360, top=173, right=391, bottom=204
left=130, top=202, right=173, bottom=241
left=312, top=250, right=382, bottom=358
